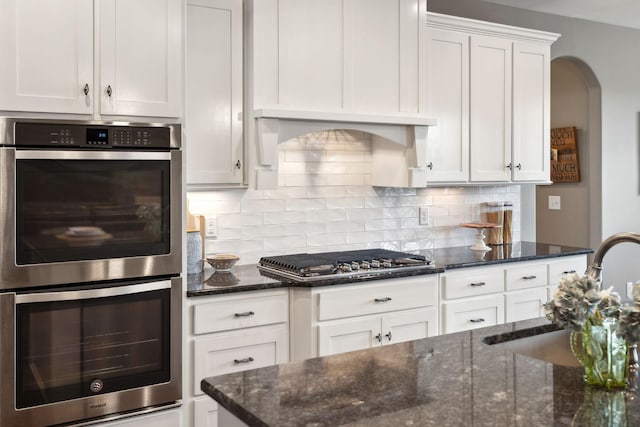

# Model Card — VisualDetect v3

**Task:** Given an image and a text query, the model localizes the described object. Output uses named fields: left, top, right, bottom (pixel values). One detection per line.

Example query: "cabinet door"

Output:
left=193, top=397, right=218, bottom=427
left=381, top=307, right=437, bottom=345
left=0, top=0, right=93, bottom=113
left=317, top=316, right=381, bottom=357
left=99, top=0, right=181, bottom=117
left=426, top=28, right=469, bottom=182
left=186, top=0, right=243, bottom=186
left=469, top=35, right=512, bottom=182
left=192, top=324, right=288, bottom=395
left=512, top=42, right=551, bottom=182
left=505, top=287, right=547, bottom=323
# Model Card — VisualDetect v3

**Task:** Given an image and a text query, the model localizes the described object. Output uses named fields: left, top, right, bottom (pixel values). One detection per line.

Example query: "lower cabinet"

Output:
left=440, top=255, right=588, bottom=334
left=188, top=289, right=289, bottom=427
left=317, top=307, right=437, bottom=356
left=291, top=275, right=439, bottom=360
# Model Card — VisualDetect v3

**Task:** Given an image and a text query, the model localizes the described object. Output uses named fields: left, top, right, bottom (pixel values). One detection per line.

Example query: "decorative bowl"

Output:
left=206, top=254, right=239, bottom=271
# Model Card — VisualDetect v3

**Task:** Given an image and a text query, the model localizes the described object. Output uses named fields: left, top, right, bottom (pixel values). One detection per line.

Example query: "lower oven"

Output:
left=0, top=277, right=182, bottom=427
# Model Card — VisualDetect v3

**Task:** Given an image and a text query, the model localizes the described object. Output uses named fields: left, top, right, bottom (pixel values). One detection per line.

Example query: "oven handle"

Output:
left=14, top=280, right=172, bottom=304
left=15, top=150, right=171, bottom=161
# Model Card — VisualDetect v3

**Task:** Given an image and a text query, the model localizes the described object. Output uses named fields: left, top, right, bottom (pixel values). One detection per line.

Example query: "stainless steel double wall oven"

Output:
left=0, top=118, right=182, bottom=426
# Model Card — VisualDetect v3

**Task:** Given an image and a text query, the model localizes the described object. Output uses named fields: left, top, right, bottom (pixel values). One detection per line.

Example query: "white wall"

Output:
left=429, top=0, right=640, bottom=293
left=188, top=131, right=521, bottom=264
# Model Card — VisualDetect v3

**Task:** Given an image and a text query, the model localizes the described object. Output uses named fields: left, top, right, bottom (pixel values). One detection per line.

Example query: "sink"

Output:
left=484, top=325, right=581, bottom=367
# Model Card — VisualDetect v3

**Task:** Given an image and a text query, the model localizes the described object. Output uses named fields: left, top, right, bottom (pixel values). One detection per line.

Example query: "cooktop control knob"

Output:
left=361, top=261, right=370, bottom=269
left=381, top=259, right=392, bottom=268
left=370, top=260, right=381, bottom=268
left=338, top=263, right=352, bottom=273
left=351, top=262, right=360, bottom=271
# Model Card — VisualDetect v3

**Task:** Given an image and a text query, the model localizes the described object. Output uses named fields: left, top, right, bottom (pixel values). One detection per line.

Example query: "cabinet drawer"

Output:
left=441, top=267, right=503, bottom=299
left=442, top=295, right=504, bottom=334
left=505, top=263, right=547, bottom=291
left=317, top=276, right=437, bottom=321
left=192, top=323, right=288, bottom=395
left=548, top=256, right=587, bottom=285
left=193, top=292, right=288, bottom=335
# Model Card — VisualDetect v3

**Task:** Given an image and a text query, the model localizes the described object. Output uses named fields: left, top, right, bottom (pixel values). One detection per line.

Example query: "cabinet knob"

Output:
left=235, top=160, right=242, bottom=169
left=83, top=83, right=90, bottom=96
left=234, top=311, right=255, bottom=317
left=233, top=357, right=254, bottom=364
left=385, top=331, right=392, bottom=342
left=427, top=162, right=433, bottom=170
left=106, top=85, right=113, bottom=97
left=470, top=318, right=485, bottom=323
left=374, top=297, right=392, bottom=303
left=375, top=333, right=382, bottom=343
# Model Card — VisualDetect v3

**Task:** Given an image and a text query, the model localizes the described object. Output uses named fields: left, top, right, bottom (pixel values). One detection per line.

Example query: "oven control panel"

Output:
left=13, top=121, right=177, bottom=149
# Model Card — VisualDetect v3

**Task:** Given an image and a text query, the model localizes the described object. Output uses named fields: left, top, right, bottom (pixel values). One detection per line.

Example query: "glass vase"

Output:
left=570, top=317, right=628, bottom=389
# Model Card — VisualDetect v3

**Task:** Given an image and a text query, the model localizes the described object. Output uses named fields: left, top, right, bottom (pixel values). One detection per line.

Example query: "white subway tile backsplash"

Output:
left=189, top=131, right=522, bottom=263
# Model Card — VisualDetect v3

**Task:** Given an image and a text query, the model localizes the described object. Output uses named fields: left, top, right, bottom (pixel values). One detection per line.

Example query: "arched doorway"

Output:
left=534, top=57, right=602, bottom=252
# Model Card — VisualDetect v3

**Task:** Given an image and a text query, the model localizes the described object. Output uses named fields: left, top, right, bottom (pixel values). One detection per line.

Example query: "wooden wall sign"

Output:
left=550, top=126, right=580, bottom=183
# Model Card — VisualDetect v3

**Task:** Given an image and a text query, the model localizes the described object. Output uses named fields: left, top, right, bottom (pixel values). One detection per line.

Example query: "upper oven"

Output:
left=0, top=118, right=182, bottom=290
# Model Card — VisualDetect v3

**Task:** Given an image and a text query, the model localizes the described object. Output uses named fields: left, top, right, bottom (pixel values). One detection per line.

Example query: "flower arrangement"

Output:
left=544, top=273, right=622, bottom=331
left=616, top=284, right=640, bottom=344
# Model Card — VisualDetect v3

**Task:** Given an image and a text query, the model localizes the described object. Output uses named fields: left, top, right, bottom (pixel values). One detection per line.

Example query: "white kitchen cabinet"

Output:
left=426, top=13, right=559, bottom=185
left=469, top=35, right=512, bottom=182
left=426, top=28, right=469, bottom=182
left=186, top=0, right=243, bottom=187
left=99, top=0, right=182, bottom=118
left=0, top=0, right=181, bottom=118
left=440, top=255, right=587, bottom=334
left=291, top=275, right=438, bottom=360
left=317, top=307, right=437, bottom=356
left=188, top=289, right=289, bottom=427
left=0, top=0, right=93, bottom=114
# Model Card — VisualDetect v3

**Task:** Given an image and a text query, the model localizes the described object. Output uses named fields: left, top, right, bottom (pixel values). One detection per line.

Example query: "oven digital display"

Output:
left=87, top=128, right=108, bottom=144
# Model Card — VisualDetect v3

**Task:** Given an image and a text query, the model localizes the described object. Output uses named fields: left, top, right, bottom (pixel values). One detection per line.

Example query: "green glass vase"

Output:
left=570, top=317, right=628, bottom=389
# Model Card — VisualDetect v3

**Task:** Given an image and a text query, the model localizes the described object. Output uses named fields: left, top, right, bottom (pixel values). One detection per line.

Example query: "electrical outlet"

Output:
left=204, top=216, right=217, bottom=238
left=419, top=207, right=429, bottom=225
left=548, top=195, right=561, bottom=210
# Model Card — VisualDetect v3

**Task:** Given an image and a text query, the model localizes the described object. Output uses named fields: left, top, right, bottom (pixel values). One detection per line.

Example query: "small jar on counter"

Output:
left=503, top=201, right=513, bottom=244
left=485, top=202, right=504, bottom=245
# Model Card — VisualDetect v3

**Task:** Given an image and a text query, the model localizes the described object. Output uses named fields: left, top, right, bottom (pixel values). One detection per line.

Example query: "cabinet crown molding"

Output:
left=427, top=12, right=560, bottom=44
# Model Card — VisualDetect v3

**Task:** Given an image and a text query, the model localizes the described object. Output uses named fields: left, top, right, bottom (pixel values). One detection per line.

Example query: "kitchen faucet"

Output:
left=586, top=232, right=640, bottom=280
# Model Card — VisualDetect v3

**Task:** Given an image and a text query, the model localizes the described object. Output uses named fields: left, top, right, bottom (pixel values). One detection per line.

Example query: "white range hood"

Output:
left=253, top=108, right=437, bottom=189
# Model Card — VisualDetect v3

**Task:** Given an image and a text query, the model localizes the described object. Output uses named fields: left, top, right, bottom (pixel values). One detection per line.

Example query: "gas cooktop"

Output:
left=257, top=249, right=434, bottom=284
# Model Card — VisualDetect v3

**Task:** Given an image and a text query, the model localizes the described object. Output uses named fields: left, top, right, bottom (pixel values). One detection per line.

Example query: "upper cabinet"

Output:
left=0, top=0, right=182, bottom=118
left=426, top=13, right=558, bottom=185
left=185, top=0, right=244, bottom=188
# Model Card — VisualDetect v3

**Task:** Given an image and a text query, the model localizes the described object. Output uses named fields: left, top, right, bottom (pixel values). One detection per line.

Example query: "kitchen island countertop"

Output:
left=187, top=241, right=592, bottom=297
left=202, top=317, right=640, bottom=426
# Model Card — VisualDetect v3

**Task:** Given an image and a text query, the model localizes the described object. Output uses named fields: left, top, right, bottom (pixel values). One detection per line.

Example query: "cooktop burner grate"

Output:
left=258, top=248, right=431, bottom=283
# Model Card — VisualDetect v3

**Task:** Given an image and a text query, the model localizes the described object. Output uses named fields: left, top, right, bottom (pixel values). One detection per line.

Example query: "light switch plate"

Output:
left=548, top=196, right=561, bottom=210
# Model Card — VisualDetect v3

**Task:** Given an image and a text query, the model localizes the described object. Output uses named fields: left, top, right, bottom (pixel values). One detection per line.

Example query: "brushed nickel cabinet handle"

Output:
left=470, top=282, right=486, bottom=287
left=563, top=270, right=576, bottom=274
left=427, top=162, right=433, bottom=170
left=516, top=163, right=522, bottom=170
left=83, top=83, right=90, bottom=96
left=470, top=318, right=485, bottom=323
left=385, top=331, right=392, bottom=341
left=506, top=163, right=513, bottom=170
left=522, top=275, right=537, bottom=280
left=374, top=297, right=392, bottom=303
left=233, top=357, right=254, bottom=364
left=235, top=160, right=241, bottom=169
left=106, top=85, right=113, bottom=97
left=375, top=333, right=382, bottom=343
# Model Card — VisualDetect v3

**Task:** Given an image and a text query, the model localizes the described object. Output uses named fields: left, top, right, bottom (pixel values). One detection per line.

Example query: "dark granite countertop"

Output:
left=187, top=242, right=592, bottom=297
left=202, top=317, right=640, bottom=426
